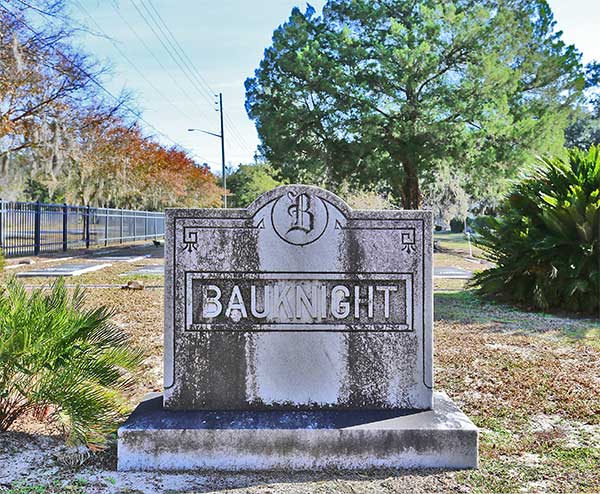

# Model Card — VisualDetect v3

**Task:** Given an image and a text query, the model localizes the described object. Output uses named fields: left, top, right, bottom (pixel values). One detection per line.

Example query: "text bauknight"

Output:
left=188, top=277, right=412, bottom=329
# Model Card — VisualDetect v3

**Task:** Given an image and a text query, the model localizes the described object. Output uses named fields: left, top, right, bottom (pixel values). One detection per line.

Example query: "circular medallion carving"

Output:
left=271, top=191, right=329, bottom=246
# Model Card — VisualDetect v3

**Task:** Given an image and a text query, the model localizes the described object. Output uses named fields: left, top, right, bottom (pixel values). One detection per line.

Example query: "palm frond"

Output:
left=0, top=278, right=143, bottom=447
left=470, top=145, right=600, bottom=315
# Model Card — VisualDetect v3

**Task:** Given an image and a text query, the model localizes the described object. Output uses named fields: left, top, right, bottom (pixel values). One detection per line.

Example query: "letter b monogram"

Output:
left=271, top=189, right=329, bottom=246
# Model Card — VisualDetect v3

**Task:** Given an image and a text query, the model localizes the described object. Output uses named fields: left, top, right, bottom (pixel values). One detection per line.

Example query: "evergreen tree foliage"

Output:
left=246, top=0, right=586, bottom=208
left=565, top=97, right=600, bottom=150
left=226, top=163, right=284, bottom=207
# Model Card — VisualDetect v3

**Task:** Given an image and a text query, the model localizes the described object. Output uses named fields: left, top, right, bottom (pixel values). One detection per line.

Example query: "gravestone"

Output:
left=118, top=185, right=478, bottom=471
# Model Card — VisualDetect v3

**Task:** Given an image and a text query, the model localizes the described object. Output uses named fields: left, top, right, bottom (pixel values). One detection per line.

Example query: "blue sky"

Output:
left=68, top=0, right=599, bottom=173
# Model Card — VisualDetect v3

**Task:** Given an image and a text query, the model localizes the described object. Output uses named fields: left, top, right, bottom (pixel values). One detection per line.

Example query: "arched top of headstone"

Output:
left=246, top=184, right=352, bottom=217
left=246, top=185, right=351, bottom=247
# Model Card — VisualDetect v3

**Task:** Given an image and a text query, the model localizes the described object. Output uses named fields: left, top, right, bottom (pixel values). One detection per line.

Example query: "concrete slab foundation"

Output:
left=117, top=392, right=478, bottom=471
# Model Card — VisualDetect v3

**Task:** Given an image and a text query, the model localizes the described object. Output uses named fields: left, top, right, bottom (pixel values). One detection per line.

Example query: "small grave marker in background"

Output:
left=16, top=263, right=111, bottom=278
left=90, top=255, right=148, bottom=263
left=122, top=265, right=164, bottom=277
left=434, top=266, right=473, bottom=279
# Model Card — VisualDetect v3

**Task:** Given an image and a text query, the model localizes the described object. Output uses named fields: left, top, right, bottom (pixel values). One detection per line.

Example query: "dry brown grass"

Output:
left=1, top=242, right=599, bottom=493
left=434, top=291, right=600, bottom=492
left=94, top=288, right=165, bottom=404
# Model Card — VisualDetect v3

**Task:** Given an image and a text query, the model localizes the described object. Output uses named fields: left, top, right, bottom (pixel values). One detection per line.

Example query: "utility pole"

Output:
left=219, top=93, right=227, bottom=208
left=187, top=92, right=227, bottom=208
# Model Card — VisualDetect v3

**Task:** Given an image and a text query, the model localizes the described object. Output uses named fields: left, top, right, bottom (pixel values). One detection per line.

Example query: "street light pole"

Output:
left=187, top=92, right=227, bottom=208
left=219, top=93, right=226, bottom=208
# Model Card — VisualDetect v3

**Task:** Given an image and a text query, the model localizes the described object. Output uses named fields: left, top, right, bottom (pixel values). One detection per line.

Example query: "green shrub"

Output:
left=450, top=217, right=464, bottom=233
left=471, top=146, right=600, bottom=315
left=0, top=278, right=143, bottom=446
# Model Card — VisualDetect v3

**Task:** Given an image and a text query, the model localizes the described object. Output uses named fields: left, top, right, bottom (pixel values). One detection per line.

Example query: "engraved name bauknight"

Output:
left=186, top=272, right=413, bottom=330
left=197, top=281, right=407, bottom=322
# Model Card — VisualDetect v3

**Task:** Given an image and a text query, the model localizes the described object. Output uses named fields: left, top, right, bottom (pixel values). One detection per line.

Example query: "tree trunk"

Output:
left=401, top=157, right=421, bottom=209
left=389, top=151, right=422, bottom=210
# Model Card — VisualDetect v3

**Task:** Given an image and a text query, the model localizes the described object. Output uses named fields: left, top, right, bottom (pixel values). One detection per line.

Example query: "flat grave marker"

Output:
left=16, top=262, right=111, bottom=278
left=90, top=254, right=149, bottom=263
left=433, top=266, right=473, bottom=279
left=121, top=265, right=164, bottom=277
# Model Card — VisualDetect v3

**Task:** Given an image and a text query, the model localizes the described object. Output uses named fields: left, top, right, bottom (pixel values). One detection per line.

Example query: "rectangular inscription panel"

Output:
left=185, top=272, right=413, bottom=331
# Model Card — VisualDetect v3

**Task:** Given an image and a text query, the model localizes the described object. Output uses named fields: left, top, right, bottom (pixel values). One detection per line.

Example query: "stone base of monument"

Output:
left=117, top=392, right=478, bottom=471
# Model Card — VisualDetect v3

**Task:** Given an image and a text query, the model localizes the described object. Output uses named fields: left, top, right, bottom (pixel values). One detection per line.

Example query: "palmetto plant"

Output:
left=471, top=146, right=600, bottom=315
left=0, top=278, right=143, bottom=446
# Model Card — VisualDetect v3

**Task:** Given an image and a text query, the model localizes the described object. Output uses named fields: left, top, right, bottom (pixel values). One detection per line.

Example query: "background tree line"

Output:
left=0, top=0, right=222, bottom=210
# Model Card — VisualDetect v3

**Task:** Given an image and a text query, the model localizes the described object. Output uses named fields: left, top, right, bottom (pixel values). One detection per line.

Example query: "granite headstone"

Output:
left=118, top=185, right=478, bottom=471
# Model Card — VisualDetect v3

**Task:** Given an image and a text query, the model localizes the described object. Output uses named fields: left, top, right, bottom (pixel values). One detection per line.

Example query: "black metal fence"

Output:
left=0, top=201, right=165, bottom=257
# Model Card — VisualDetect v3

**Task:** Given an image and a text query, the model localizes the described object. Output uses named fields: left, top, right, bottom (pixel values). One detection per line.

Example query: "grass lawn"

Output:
left=436, top=291, right=600, bottom=492
left=434, top=231, right=485, bottom=258
left=1, top=242, right=599, bottom=493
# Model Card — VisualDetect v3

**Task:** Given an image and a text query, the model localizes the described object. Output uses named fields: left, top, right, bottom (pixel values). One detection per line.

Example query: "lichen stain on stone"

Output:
left=245, top=332, right=260, bottom=405
left=230, top=225, right=260, bottom=272
left=340, top=331, right=419, bottom=409
left=169, top=221, right=262, bottom=410
left=170, top=332, right=248, bottom=409
left=339, top=223, right=365, bottom=274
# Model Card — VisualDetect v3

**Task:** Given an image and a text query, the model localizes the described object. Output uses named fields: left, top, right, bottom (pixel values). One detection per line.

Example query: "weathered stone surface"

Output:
left=118, top=391, right=478, bottom=471
left=164, top=185, right=433, bottom=410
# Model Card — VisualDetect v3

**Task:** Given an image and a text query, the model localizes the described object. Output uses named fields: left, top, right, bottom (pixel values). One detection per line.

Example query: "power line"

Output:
left=132, top=0, right=251, bottom=155
left=72, top=0, right=195, bottom=123
left=144, top=0, right=216, bottom=104
left=11, top=0, right=255, bottom=163
left=139, top=0, right=254, bottom=156
left=108, top=1, right=213, bottom=122
left=111, top=1, right=249, bottom=164
left=129, top=0, right=213, bottom=109
left=224, top=113, right=253, bottom=155
left=130, top=0, right=249, bottom=158
left=0, top=3, right=212, bottom=165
